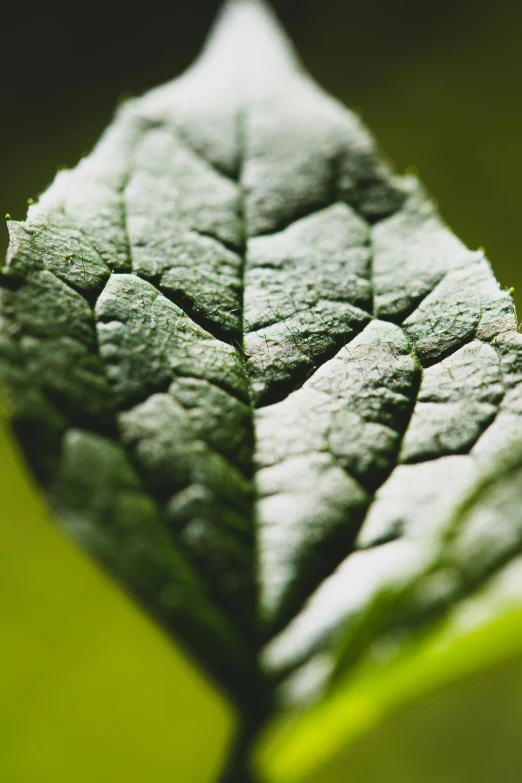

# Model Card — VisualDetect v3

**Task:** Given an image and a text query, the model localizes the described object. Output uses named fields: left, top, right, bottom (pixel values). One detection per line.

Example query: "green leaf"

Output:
left=259, top=598, right=522, bottom=783
left=257, top=446, right=522, bottom=781
left=2, top=0, right=522, bottom=780
left=0, top=417, right=234, bottom=783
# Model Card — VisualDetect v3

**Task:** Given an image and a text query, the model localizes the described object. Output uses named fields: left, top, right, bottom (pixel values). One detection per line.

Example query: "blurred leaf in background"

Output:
left=1, top=0, right=522, bottom=780
left=259, top=597, right=522, bottom=782
left=0, top=420, right=234, bottom=782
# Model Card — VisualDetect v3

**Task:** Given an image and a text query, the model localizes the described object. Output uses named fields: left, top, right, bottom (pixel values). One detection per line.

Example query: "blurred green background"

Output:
left=1, top=0, right=522, bottom=780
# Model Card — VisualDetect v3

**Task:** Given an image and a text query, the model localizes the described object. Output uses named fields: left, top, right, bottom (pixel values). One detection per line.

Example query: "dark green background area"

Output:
left=1, top=0, right=522, bottom=307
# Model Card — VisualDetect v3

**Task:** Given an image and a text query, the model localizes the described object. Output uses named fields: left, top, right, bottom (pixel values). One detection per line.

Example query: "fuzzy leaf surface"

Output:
left=2, top=1, right=522, bottom=779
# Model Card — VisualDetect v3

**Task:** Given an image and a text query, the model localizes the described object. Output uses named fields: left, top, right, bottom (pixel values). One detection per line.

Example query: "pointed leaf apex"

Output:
left=200, top=0, right=301, bottom=83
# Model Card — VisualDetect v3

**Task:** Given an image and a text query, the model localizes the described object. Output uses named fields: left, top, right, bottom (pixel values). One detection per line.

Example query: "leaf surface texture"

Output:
left=2, top=1, right=522, bottom=778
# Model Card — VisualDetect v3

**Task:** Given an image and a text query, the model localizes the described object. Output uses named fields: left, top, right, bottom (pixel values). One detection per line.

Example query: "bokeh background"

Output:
left=1, top=0, right=522, bottom=780
left=2, top=0, right=522, bottom=301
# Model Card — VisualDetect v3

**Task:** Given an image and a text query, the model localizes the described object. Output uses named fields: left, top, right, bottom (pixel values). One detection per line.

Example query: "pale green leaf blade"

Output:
left=257, top=445, right=522, bottom=782
left=0, top=418, right=235, bottom=783
left=259, top=607, right=522, bottom=783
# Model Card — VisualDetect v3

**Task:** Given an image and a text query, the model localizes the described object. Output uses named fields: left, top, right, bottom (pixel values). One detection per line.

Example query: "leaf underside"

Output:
left=2, top=0, right=522, bottom=778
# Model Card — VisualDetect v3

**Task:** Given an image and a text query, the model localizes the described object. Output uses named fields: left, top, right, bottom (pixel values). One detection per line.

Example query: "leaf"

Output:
left=2, top=0, right=522, bottom=780
left=0, top=418, right=234, bottom=783
left=260, top=609, right=522, bottom=783
left=257, top=445, right=522, bottom=781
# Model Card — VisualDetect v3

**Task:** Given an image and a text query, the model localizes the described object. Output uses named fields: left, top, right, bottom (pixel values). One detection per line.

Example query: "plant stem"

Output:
left=218, top=696, right=272, bottom=783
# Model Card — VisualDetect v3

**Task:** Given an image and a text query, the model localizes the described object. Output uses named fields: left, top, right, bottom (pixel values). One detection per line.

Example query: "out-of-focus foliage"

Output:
left=259, top=593, right=522, bottom=782
left=0, top=420, right=234, bottom=782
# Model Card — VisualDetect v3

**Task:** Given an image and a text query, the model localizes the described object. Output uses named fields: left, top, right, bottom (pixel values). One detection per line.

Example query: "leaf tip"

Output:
left=202, top=0, right=299, bottom=80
